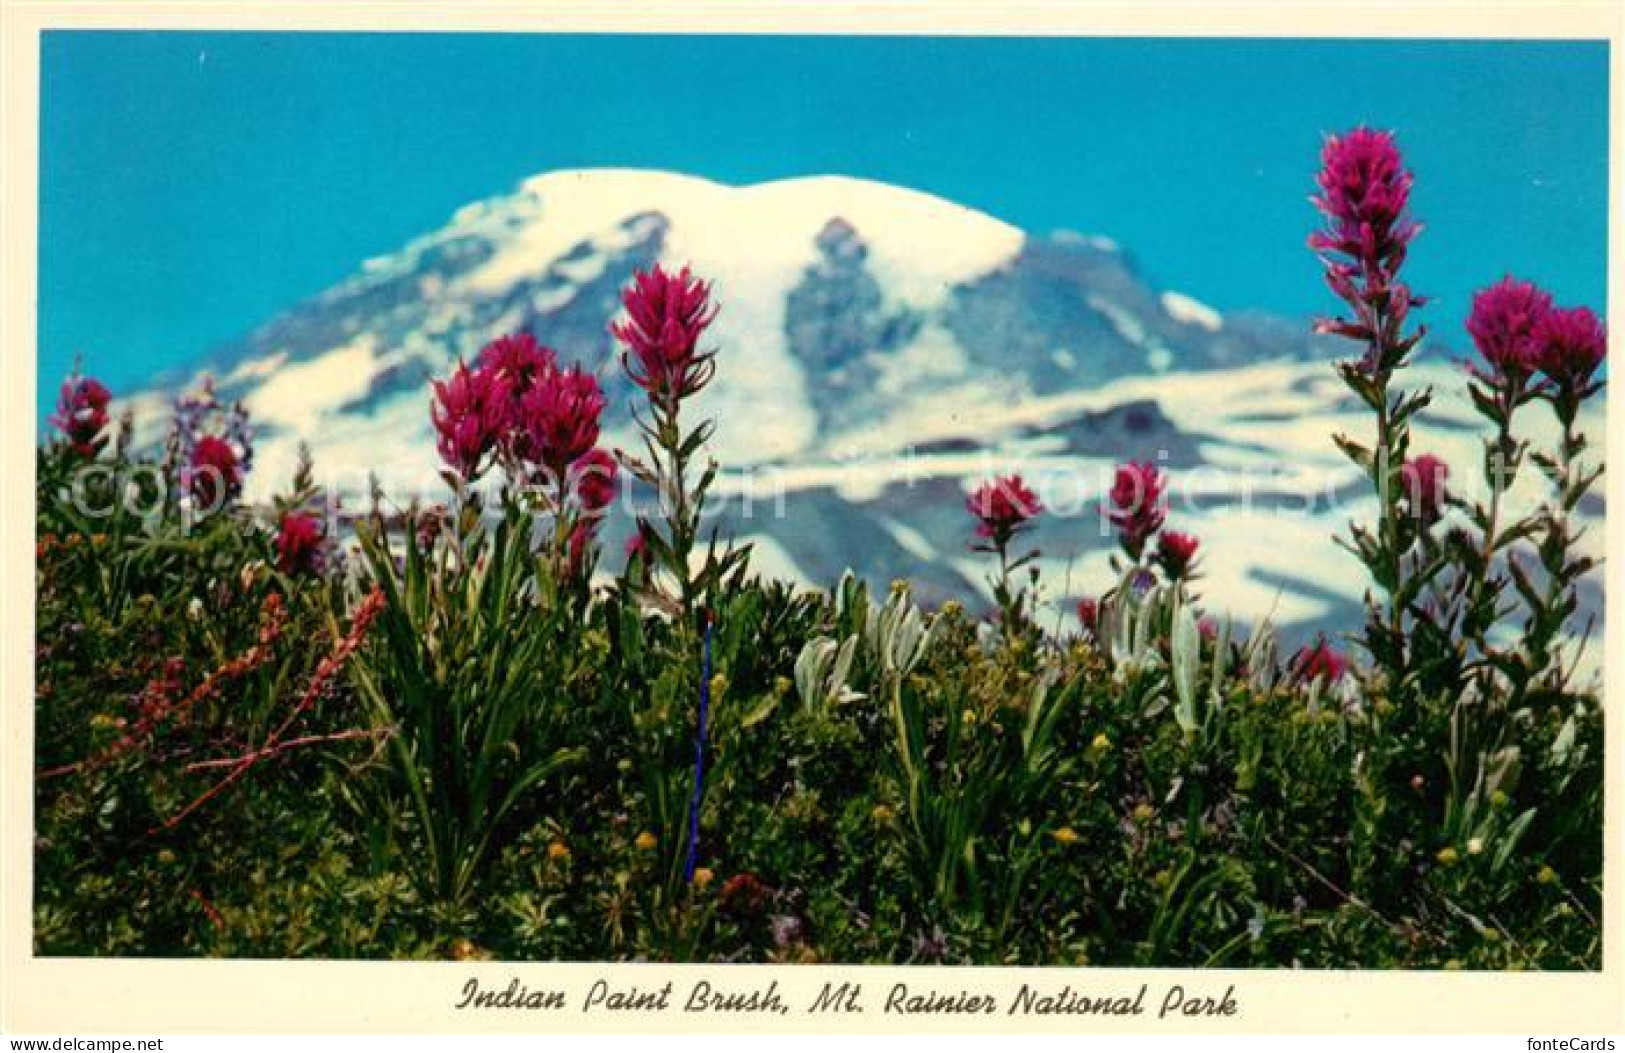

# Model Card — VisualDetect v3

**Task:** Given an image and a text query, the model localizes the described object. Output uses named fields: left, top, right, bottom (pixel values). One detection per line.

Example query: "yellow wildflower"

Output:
left=449, top=938, right=489, bottom=961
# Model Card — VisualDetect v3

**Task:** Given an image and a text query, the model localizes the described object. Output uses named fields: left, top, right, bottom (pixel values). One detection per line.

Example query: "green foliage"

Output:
left=346, top=498, right=586, bottom=908
left=30, top=339, right=1605, bottom=968
left=32, top=435, right=1604, bottom=966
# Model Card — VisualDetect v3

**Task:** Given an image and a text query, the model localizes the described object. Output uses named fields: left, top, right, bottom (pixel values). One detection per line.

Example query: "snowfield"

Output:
left=125, top=169, right=1606, bottom=660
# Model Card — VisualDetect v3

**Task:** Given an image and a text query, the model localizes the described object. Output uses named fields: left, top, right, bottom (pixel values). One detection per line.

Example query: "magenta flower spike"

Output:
left=1292, top=638, right=1350, bottom=687
left=1400, top=454, right=1450, bottom=526
left=520, top=364, right=605, bottom=480
left=430, top=359, right=509, bottom=482
left=1536, top=305, right=1607, bottom=394
left=1155, top=529, right=1200, bottom=581
left=569, top=447, right=620, bottom=517
left=188, top=434, right=242, bottom=509
left=50, top=373, right=112, bottom=456
left=1308, top=127, right=1425, bottom=374
left=275, top=510, right=326, bottom=575
left=1309, top=127, right=1419, bottom=277
left=1466, top=276, right=1554, bottom=385
left=477, top=332, right=555, bottom=392
left=1105, top=461, right=1167, bottom=560
left=966, top=474, right=1043, bottom=547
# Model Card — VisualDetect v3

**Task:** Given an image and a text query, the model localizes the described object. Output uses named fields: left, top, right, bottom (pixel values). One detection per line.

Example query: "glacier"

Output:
left=120, top=168, right=1605, bottom=665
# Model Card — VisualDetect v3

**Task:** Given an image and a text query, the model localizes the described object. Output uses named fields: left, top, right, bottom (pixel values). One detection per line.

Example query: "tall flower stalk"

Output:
left=1456, top=276, right=1551, bottom=651
left=1516, top=304, right=1607, bottom=689
left=611, top=264, right=748, bottom=619
left=611, top=264, right=748, bottom=897
left=1310, top=127, right=1431, bottom=683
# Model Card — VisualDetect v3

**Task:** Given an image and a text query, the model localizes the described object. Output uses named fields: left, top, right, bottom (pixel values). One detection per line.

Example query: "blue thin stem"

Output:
left=683, top=612, right=713, bottom=884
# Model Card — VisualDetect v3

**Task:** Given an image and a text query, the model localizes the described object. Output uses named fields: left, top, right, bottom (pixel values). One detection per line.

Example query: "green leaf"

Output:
left=1491, top=808, right=1537, bottom=875
left=1332, top=433, right=1374, bottom=474
left=740, top=694, right=779, bottom=729
left=1169, top=599, right=1200, bottom=735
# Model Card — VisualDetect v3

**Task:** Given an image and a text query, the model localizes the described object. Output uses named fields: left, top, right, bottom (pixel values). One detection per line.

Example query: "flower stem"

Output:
left=1467, top=405, right=1518, bottom=651
left=682, top=613, right=713, bottom=884
left=658, top=401, right=696, bottom=618
left=1374, top=379, right=1405, bottom=652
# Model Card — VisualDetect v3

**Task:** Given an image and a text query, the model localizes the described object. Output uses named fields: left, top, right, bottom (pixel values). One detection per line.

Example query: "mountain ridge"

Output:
left=123, top=168, right=1601, bottom=651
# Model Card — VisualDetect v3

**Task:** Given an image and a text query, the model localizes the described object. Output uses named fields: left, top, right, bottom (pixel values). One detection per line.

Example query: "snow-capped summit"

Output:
left=165, top=168, right=1308, bottom=485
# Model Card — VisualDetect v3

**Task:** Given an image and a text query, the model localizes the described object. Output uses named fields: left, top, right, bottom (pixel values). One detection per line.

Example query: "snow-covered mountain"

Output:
left=128, top=169, right=1605, bottom=652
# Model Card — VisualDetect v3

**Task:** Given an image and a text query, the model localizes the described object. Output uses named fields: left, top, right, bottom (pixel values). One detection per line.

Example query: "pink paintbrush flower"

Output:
left=188, top=435, right=242, bottom=510
left=1155, top=530, right=1200, bottom=581
left=1106, top=461, right=1167, bottom=560
left=477, top=332, right=555, bottom=391
left=1309, top=127, right=1418, bottom=274
left=1401, top=454, right=1450, bottom=526
left=50, top=373, right=112, bottom=456
left=569, top=447, right=620, bottom=516
left=1075, top=597, right=1099, bottom=638
left=520, top=364, right=605, bottom=478
left=611, top=264, right=720, bottom=403
left=966, top=474, right=1042, bottom=547
left=1466, top=276, right=1553, bottom=384
left=1292, top=638, right=1350, bottom=687
left=275, top=511, right=326, bottom=575
left=430, top=359, right=510, bottom=482
left=1536, top=305, right=1607, bottom=393
left=1308, top=127, right=1425, bottom=374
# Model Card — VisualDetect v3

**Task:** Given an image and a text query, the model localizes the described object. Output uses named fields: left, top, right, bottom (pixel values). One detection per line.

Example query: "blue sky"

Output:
left=38, top=33, right=1609, bottom=417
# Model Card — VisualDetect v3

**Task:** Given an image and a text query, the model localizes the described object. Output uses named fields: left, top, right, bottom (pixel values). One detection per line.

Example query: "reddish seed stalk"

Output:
left=153, top=588, right=386, bottom=834
left=38, top=595, right=289, bottom=781
left=180, top=727, right=391, bottom=773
